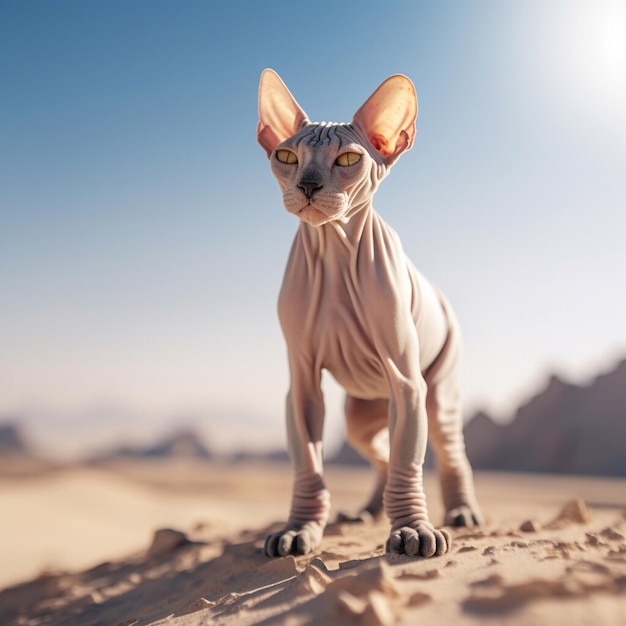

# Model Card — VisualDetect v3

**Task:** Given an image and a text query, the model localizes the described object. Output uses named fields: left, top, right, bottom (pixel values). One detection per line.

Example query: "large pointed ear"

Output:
left=257, top=69, right=309, bottom=157
left=352, top=75, right=417, bottom=165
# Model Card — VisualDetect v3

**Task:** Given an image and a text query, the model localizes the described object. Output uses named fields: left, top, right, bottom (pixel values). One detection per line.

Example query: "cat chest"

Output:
left=279, top=269, right=371, bottom=342
left=278, top=267, right=388, bottom=396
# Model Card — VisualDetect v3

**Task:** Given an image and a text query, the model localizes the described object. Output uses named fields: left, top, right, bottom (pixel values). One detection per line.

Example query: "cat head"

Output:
left=257, top=69, right=417, bottom=227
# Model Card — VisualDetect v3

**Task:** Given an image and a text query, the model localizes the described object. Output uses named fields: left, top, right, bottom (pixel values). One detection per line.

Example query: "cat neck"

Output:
left=298, top=199, right=377, bottom=258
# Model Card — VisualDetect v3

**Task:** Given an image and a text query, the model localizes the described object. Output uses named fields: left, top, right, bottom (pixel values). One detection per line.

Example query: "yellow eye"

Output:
left=335, top=152, right=361, bottom=166
left=275, top=149, right=298, bottom=164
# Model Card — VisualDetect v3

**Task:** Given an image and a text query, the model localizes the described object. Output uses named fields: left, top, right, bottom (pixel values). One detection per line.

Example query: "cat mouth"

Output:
left=296, top=203, right=335, bottom=227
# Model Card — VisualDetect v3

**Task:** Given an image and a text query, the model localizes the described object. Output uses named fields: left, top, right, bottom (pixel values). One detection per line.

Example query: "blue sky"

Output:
left=1, top=1, right=625, bottom=455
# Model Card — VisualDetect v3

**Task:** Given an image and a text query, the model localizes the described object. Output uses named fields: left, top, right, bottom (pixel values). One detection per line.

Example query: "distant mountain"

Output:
left=228, top=440, right=370, bottom=466
left=92, top=429, right=212, bottom=461
left=229, top=448, right=290, bottom=464
left=464, top=358, right=626, bottom=476
left=0, top=423, right=30, bottom=456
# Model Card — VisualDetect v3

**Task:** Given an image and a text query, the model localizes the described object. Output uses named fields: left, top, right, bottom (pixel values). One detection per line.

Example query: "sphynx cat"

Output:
left=257, top=69, right=483, bottom=558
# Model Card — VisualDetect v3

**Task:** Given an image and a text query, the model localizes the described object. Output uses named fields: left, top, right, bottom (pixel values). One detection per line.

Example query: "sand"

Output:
left=0, top=459, right=624, bottom=625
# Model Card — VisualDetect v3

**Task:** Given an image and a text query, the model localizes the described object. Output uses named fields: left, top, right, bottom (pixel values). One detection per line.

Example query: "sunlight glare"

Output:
left=530, top=0, right=626, bottom=134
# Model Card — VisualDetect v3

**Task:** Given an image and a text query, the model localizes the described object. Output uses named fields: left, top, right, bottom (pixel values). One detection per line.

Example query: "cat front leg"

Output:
left=382, top=364, right=452, bottom=557
left=264, top=370, right=330, bottom=557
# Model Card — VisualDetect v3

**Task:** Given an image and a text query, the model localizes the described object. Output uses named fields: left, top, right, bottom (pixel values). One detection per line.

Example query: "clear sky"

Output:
left=1, top=1, right=625, bottom=456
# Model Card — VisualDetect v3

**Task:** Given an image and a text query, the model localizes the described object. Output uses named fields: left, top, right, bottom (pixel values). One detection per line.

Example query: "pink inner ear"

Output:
left=369, top=134, right=388, bottom=155
left=352, top=74, right=417, bottom=162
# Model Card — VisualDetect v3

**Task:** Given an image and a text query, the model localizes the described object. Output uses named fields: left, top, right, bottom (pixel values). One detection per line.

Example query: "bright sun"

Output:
left=575, top=2, right=626, bottom=97
left=530, top=0, right=626, bottom=131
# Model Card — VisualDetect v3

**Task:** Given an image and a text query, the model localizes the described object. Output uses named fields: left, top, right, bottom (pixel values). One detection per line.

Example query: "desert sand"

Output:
left=0, top=459, right=624, bottom=626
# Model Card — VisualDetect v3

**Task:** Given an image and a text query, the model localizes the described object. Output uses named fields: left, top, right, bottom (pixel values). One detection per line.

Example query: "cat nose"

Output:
left=298, top=180, right=323, bottom=200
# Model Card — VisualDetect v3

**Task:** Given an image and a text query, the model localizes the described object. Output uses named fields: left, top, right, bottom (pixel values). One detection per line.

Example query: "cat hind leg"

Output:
left=336, top=396, right=389, bottom=523
left=425, top=312, right=483, bottom=528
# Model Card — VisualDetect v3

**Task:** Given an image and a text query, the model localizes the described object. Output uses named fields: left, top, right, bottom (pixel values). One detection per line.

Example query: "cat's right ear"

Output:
left=257, top=69, right=309, bottom=158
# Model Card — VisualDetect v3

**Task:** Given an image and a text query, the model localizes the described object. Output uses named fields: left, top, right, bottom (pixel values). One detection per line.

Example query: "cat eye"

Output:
left=335, top=152, right=362, bottom=167
left=275, top=149, right=298, bottom=164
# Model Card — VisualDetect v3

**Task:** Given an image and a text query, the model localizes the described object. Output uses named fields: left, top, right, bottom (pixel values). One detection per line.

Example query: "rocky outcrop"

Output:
left=464, top=359, right=626, bottom=476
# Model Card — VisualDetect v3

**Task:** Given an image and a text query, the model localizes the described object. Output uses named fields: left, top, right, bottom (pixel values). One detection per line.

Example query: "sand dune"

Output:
left=0, top=460, right=624, bottom=625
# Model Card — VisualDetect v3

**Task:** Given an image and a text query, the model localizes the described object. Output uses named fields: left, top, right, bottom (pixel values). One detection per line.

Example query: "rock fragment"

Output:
left=148, top=528, right=190, bottom=555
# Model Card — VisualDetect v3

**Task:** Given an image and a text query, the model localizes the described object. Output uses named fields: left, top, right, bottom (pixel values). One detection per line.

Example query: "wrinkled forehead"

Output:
left=293, top=122, right=358, bottom=146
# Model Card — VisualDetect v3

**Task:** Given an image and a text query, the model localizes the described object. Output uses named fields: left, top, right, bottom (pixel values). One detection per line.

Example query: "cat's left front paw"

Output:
left=386, top=523, right=451, bottom=557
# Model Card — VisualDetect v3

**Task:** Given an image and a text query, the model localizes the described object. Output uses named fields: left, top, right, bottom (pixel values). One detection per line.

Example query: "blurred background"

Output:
left=1, top=0, right=625, bottom=463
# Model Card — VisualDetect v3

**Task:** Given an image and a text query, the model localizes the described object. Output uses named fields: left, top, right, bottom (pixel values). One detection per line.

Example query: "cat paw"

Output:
left=386, top=523, right=451, bottom=557
left=264, top=522, right=324, bottom=557
left=444, top=504, right=484, bottom=528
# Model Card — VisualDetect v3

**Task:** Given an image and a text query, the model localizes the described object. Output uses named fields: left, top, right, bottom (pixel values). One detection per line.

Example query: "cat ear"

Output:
left=352, top=75, right=417, bottom=165
left=257, top=69, right=309, bottom=158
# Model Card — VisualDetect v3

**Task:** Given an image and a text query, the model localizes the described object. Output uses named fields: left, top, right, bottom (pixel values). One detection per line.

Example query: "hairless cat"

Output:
left=257, top=69, right=483, bottom=558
